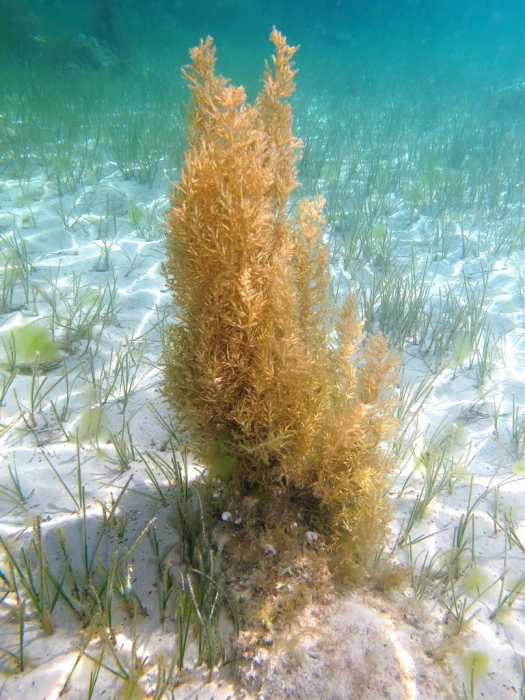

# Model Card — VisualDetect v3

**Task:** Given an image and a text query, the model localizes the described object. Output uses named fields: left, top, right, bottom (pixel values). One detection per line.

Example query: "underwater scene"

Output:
left=1, top=0, right=525, bottom=698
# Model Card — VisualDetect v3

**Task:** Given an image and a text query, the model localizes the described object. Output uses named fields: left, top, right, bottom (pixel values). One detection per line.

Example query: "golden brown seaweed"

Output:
left=163, top=28, right=399, bottom=566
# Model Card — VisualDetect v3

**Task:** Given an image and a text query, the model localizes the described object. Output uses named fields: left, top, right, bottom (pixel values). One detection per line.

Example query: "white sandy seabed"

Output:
left=0, top=163, right=525, bottom=699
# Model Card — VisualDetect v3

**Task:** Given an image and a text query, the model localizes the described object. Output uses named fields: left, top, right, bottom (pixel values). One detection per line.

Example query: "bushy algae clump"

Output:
left=6, top=322, right=60, bottom=369
left=163, top=29, right=399, bottom=581
left=71, top=406, right=109, bottom=444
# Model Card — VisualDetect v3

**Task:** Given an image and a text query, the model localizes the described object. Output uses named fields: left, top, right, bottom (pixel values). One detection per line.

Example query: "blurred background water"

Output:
left=2, top=0, right=525, bottom=227
left=3, top=1, right=524, bottom=92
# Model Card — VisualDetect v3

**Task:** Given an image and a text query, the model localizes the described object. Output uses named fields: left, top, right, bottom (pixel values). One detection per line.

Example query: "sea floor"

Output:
left=1, top=155, right=525, bottom=699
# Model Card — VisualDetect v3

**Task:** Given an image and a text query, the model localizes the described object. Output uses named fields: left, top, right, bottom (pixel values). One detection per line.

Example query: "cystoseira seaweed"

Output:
left=163, top=28, right=399, bottom=569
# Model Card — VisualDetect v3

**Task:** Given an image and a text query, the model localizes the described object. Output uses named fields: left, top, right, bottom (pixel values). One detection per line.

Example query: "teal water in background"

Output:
left=2, top=0, right=525, bottom=205
left=2, top=0, right=525, bottom=86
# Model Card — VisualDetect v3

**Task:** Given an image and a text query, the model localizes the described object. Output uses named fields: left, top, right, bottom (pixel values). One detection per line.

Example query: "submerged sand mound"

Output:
left=240, top=593, right=456, bottom=700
